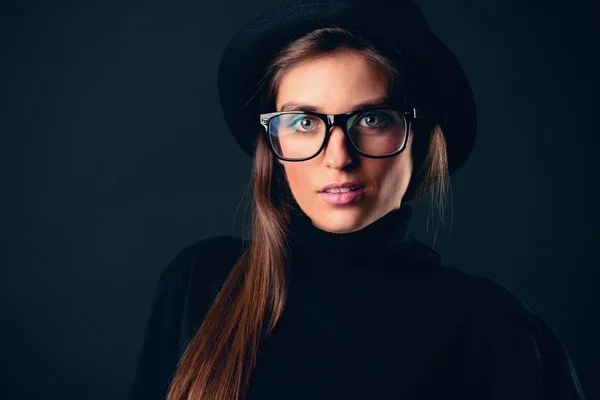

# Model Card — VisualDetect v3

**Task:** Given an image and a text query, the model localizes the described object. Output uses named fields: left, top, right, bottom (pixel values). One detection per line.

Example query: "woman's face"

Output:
left=275, top=51, right=413, bottom=233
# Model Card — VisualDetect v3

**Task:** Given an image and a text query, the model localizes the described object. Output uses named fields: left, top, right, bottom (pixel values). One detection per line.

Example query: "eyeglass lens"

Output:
left=268, top=109, right=407, bottom=159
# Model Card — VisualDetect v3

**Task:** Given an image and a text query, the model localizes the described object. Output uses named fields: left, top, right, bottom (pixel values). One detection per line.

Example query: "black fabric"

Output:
left=129, top=206, right=587, bottom=400
left=284, top=204, right=441, bottom=280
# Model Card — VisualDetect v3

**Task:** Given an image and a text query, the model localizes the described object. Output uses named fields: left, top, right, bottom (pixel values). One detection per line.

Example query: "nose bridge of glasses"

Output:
left=323, top=114, right=352, bottom=149
left=324, top=113, right=351, bottom=137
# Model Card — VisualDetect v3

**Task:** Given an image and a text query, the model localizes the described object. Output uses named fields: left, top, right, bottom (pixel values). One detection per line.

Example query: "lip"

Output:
left=319, top=187, right=364, bottom=205
left=319, top=182, right=364, bottom=193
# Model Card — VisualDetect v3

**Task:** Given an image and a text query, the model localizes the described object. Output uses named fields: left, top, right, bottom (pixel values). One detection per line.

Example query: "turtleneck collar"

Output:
left=286, top=203, right=442, bottom=279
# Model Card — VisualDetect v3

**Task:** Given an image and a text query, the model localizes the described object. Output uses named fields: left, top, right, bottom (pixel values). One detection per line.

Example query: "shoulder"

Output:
left=460, top=269, right=533, bottom=313
left=159, top=235, right=248, bottom=342
left=166, top=234, right=246, bottom=269
left=152, top=234, right=248, bottom=327
left=158, top=234, right=247, bottom=287
left=418, top=264, right=544, bottom=347
left=437, top=267, right=560, bottom=366
left=129, top=235, right=248, bottom=400
left=434, top=266, right=539, bottom=327
left=398, top=238, right=538, bottom=326
left=435, top=268, right=586, bottom=398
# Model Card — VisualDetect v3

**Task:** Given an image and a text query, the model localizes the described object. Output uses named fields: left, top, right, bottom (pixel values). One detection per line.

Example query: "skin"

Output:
left=275, top=50, right=413, bottom=233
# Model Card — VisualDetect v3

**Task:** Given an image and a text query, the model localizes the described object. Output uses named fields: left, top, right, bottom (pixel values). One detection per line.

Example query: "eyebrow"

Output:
left=279, top=96, right=392, bottom=113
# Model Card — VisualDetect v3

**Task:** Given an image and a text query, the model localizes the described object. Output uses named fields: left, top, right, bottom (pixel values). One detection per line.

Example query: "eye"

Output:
left=358, top=112, right=388, bottom=127
left=290, top=115, right=320, bottom=131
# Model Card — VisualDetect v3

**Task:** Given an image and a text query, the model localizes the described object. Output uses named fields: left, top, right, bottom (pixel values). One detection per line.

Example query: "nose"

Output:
left=323, top=126, right=354, bottom=169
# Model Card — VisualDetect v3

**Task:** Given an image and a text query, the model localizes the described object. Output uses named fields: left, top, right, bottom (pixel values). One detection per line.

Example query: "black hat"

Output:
left=218, top=0, right=477, bottom=175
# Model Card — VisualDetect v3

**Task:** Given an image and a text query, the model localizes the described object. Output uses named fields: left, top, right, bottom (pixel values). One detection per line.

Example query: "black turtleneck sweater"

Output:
left=129, top=204, right=586, bottom=400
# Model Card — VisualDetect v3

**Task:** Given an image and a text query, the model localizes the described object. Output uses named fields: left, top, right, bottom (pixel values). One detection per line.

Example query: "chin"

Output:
left=311, top=207, right=369, bottom=233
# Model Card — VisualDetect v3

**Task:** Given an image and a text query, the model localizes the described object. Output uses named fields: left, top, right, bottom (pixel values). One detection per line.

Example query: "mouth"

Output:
left=320, top=185, right=363, bottom=194
left=319, top=186, right=364, bottom=205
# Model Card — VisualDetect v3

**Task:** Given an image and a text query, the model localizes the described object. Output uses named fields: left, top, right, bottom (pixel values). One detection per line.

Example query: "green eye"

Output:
left=357, top=113, right=388, bottom=127
left=289, top=115, right=319, bottom=131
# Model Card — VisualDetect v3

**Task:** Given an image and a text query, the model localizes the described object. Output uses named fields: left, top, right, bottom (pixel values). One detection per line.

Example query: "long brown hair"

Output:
left=167, top=26, right=449, bottom=400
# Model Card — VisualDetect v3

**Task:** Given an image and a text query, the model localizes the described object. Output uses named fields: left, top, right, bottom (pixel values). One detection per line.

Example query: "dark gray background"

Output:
left=1, top=0, right=598, bottom=399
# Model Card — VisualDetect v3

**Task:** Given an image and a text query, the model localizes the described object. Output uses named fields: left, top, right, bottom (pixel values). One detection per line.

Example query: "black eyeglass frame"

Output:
left=259, top=106, right=422, bottom=162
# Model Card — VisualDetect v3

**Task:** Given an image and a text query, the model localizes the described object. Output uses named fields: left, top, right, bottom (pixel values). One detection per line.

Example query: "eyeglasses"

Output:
left=259, top=106, right=422, bottom=161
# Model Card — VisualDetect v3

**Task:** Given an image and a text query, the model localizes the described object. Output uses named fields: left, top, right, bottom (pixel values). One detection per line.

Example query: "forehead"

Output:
left=274, top=52, right=391, bottom=114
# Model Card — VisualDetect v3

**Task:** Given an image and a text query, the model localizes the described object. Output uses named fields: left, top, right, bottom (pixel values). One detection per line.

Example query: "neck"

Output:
left=286, top=204, right=427, bottom=279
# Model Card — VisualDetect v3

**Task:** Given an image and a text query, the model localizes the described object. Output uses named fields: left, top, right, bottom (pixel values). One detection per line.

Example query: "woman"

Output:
left=129, top=1, right=586, bottom=399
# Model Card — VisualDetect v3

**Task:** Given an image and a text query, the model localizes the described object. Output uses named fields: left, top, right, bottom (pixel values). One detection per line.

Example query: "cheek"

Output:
left=282, top=164, right=311, bottom=199
left=362, top=154, right=413, bottom=194
left=362, top=157, right=400, bottom=183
